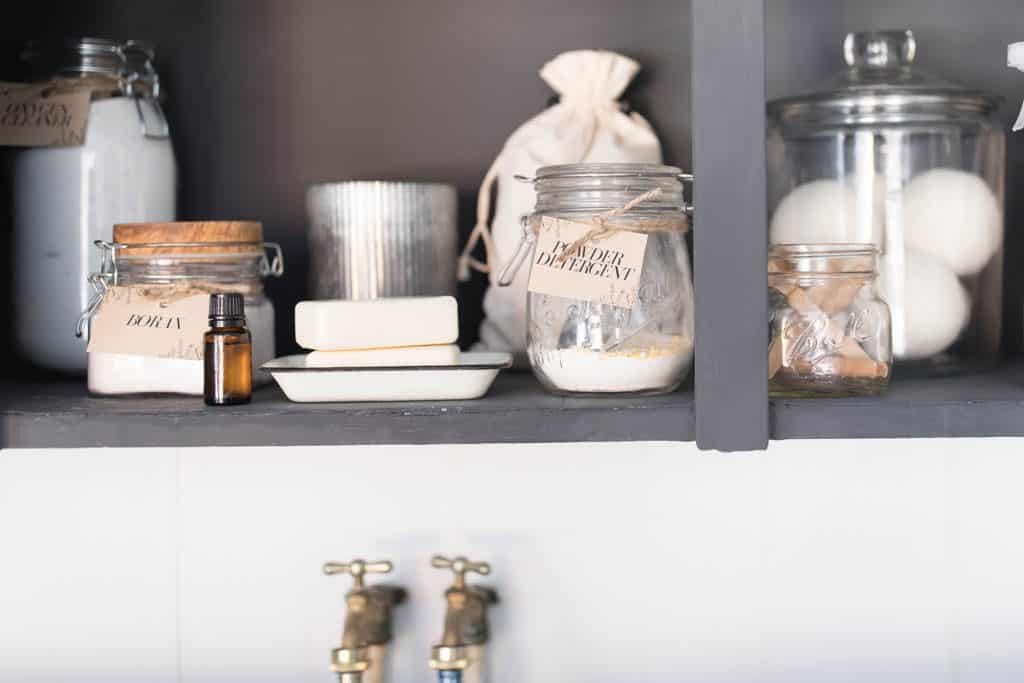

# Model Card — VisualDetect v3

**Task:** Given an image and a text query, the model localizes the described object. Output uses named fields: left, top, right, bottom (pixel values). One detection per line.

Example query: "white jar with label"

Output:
left=9, top=38, right=176, bottom=373
left=78, top=221, right=282, bottom=396
left=498, top=163, right=695, bottom=395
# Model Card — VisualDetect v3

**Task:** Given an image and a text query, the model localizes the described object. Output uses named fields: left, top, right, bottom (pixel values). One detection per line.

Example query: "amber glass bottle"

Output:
left=204, top=293, right=252, bottom=405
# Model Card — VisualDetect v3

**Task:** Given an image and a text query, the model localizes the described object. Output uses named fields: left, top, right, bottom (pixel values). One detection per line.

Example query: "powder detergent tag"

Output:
left=0, top=81, right=93, bottom=147
left=87, top=287, right=209, bottom=360
left=527, top=216, right=648, bottom=308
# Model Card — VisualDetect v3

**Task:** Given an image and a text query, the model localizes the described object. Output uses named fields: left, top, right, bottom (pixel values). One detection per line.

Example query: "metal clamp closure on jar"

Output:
left=75, top=239, right=284, bottom=338
left=21, top=37, right=170, bottom=139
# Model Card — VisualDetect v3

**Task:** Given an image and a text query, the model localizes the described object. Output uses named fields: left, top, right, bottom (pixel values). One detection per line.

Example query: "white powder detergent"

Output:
left=12, top=97, right=176, bottom=372
left=536, top=335, right=693, bottom=393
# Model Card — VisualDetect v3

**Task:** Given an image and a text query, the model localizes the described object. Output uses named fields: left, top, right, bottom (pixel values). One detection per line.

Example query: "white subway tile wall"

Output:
left=1, top=440, right=1023, bottom=682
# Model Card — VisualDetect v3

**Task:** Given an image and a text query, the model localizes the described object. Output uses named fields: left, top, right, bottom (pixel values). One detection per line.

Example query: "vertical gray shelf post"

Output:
left=691, top=0, right=769, bottom=451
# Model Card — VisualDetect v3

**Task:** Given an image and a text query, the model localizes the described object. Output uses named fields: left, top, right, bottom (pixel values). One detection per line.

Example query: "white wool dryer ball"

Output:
left=901, top=168, right=1001, bottom=276
left=880, top=248, right=971, bottom=360
left=770, top=178, right=884, bottom=245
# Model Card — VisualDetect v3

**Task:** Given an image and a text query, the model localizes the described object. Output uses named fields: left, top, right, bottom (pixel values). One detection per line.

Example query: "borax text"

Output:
left=535, top=241, right=635, bottom=280
left=126, top=313, right=183, bottom=329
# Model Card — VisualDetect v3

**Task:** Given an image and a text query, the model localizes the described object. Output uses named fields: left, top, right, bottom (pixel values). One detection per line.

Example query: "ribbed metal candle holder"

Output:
left=306, top=181, right=458, bottom=299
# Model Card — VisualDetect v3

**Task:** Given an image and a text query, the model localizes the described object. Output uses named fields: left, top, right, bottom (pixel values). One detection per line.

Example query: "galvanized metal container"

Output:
left=306, top=181, right=458, bottom=299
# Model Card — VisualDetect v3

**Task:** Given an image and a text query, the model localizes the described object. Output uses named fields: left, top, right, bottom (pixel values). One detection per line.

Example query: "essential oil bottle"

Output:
left=204, top=293, right=252, bottom=406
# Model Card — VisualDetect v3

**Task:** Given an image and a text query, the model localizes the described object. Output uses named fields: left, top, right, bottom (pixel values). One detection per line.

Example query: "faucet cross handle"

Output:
left=431, top=555, right=490, bottom=590
left=323, top=558, right=393, bottom=590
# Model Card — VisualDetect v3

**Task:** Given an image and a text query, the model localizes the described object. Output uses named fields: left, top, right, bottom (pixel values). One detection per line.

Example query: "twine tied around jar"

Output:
left=497, top=186, right=691, bottom=287
left=544, top=187, right=689, bottom=264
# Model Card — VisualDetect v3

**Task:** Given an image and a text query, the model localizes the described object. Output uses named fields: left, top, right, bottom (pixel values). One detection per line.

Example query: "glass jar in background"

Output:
left=77, top=222, right=282, bottom=396
left=769, top=244, right=892, bottom=397
left=498, top=163, right=695, bottom=396
left=11, top=38, right=176, bottom=373
left=767, top=30, right=1004, bottom=372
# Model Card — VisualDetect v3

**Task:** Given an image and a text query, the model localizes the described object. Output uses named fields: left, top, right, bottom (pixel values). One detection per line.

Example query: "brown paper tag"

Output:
left=87, top=287, right=209, bottom=360
left=527, top=216, right=648, bottom=308
left=0, top=81, right=93, bottom=147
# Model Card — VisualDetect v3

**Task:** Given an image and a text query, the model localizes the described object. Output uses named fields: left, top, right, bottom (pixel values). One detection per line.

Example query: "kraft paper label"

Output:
left=0, top=81, right=92, bottom=147
left=527, top=216, right=648, bottom=309
left=87, top=287, right=208, bottom=360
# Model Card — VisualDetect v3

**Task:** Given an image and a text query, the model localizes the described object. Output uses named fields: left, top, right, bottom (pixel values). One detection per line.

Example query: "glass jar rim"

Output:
left=769, top=243, right=878, bottom=275
left=534, top=163, right=685, bottom=181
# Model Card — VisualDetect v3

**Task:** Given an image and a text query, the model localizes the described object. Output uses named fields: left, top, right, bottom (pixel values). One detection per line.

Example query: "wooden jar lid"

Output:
left=112, top=221, right=264, bottom=255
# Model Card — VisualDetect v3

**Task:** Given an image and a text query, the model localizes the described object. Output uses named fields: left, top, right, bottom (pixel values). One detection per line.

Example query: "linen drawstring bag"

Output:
left=458, top=49, right=662, bottom=355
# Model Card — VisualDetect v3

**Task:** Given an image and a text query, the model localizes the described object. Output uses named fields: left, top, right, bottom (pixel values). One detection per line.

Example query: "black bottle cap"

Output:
left=209, top=293, right=246, bottom=324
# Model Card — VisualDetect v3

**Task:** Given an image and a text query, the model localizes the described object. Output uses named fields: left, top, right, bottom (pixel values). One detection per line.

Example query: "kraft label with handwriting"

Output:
left=87, top=287, right=209, bottom=360
left=0, top=81, right=92, bottom=147
left=526, top=216, right=648, bottom=309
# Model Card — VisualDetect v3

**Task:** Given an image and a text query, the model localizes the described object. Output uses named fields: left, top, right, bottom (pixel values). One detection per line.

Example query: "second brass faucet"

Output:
left=429, top=555, right=499, bottom=683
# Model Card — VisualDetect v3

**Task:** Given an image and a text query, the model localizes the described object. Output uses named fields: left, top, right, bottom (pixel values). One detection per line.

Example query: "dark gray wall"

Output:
left=3, top=0, right=692, bottom=362
left=768, top=0, right=1024, bottom=353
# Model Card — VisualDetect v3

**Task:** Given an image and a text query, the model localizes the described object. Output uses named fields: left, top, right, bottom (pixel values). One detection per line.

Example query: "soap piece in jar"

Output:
left=305, top=344, right=459, bottom=367
left=769, top=278, right=890, bottom=395
left=295, top=296, right=458, bottom=351
left=901, top=168, right=1002, bottom=276
left=770, top=177, right=884, bottom=246
left=880, top=248, right=970, bottom=360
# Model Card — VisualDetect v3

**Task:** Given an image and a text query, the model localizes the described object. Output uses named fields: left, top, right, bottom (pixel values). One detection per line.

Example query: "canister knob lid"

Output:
left=768, top=29, right=1000, bottom=126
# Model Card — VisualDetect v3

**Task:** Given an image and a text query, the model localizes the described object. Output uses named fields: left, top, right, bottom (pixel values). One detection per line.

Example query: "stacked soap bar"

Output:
left=295, top=296, right=460, bottom=366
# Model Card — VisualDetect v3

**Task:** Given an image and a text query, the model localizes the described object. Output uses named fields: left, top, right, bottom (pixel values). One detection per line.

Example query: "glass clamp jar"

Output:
left=769, top=244, right=892, bottom=397
left=12, top=37, right=176, bottom=373
left=498, top=163, right=695, bottom=396
left=767, top=30, right=1004, bottom=372
left=77, top=222, right=283, bottom=396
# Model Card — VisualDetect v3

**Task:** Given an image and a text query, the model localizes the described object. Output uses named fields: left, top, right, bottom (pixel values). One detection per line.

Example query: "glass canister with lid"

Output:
left=9, top=37, right=176, bottom=373
left=767, top=29, right=1005, bottom=370
left=497, top=163, right=694, bottom=395
left=77, top=222, right=283, bottom=396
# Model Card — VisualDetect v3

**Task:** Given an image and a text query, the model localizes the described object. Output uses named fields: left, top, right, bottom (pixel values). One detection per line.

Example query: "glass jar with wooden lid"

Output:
left=78, top=221, right=283, bottom=396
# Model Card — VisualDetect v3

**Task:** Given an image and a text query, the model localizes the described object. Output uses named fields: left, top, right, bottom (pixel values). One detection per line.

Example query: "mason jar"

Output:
left=767, top=30, right=1004, bottom=372
left=11, top=38, right=176, bottom=373
left=769, top=244, right=891, bottom=397
left=78, top=222, right=282, bottom=396
left=498, top=163, right=694, bottom=395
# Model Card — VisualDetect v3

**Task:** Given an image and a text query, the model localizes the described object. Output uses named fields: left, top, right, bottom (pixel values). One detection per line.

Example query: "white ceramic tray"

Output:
left=262, top=352, right=513, bottom=403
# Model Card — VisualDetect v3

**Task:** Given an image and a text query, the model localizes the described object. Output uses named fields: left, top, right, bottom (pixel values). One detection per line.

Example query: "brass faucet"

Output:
left=323, top=559, right=407, bottom=683
left=429, top=555, right=499, bottom=682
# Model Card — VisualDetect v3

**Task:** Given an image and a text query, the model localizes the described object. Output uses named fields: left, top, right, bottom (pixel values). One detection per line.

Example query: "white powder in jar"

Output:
left=536, top=334, right=694, bottom=393
left=13, top=97, right=176, bottom=372
left=87, top=295, right=276, bottom=396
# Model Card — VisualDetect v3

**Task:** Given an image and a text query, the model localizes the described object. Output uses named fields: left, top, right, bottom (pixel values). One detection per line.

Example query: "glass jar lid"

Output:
left=534, top=162, right=685, bottom=180
left=769, top=243, right=878, bottom=276
left=22, top=37, right=126, bottom=80
left=529, top=162, right=690, bottom=215
left=768, top=30, right=1001, bottom=126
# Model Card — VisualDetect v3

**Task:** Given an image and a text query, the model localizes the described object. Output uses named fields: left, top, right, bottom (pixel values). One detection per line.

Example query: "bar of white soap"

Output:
left=306, top=344, right=459, bottom=367
left=295, top=297, right=458, bottom=351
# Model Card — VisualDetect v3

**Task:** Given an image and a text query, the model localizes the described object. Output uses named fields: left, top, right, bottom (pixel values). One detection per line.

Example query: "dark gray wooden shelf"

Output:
left=771, top=363, right=1024, bottom=440
left=0, top=373, right=696, bottom=449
